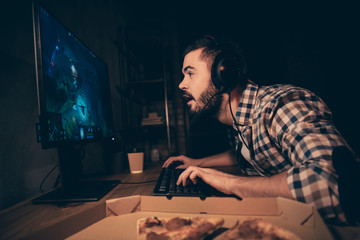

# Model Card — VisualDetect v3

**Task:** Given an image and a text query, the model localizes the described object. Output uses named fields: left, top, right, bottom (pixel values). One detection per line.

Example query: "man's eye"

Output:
left=188, top=72, right=193, bottom=77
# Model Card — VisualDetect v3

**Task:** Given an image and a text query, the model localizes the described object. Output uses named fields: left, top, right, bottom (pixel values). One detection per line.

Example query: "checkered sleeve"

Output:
left=268, top=89, right=349, bottom=222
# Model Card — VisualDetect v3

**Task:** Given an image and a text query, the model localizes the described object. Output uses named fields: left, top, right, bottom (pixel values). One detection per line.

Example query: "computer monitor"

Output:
left=32, top=2, right=119, bottom=203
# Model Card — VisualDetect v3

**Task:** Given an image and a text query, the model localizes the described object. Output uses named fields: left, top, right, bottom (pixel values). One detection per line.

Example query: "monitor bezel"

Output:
left=32, top=2, right=115, bottom=149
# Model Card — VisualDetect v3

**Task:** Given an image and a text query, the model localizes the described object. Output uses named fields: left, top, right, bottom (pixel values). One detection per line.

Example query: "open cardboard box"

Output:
left=67, top=195, right=333, bottom=239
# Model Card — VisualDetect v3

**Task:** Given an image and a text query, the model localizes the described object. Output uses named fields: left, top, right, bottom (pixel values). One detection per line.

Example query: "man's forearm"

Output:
left=197, top=150, right=237, bottom=167
left=230, top=171, right=293, bottom=199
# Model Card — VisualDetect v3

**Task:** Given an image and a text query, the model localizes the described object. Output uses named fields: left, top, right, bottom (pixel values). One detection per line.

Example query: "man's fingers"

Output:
left=176, top=167, right=200, bottom=186
left=162, top=155, right=187, bottom=168
left=177, top=168, right=189, bottom=186
left=162, top=157, right=176, bottom=168
left=182, top=170, right=190, bottom=186
left=189, top=171, right=198, bottom=184
left=176, top=164, right=186, bottom=169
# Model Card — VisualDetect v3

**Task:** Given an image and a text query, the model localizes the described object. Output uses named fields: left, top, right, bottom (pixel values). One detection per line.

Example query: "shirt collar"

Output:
left=234, top=80, right=259, bottom=126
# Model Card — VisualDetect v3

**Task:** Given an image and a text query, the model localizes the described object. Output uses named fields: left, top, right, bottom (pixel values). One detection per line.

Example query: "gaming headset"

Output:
left=205, top=35, right=247, bottom=94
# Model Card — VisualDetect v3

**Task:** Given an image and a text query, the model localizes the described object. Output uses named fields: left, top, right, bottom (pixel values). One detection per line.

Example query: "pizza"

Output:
left=137, top=216, right=224, bottom=240
left=215, top=218, right=301, bottom=240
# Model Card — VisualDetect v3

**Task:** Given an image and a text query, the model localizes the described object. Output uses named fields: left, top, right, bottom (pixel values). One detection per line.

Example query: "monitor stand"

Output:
left=32, top=180, right=120, bottom=204
left=32, top=144, right=120, bottom=204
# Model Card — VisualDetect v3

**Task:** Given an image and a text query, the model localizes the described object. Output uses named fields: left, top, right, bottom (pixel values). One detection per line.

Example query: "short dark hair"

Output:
left=183, top=35, right=247, bottom=76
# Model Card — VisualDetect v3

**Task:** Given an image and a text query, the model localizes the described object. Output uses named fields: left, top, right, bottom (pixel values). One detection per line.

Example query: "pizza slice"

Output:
left=137, top=216, right=224, bottom=240
left=215, top=218, right=301, bottom=240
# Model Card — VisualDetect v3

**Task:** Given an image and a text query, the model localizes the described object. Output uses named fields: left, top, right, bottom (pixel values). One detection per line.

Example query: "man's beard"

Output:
left=190, top=83, right=223, bottom=118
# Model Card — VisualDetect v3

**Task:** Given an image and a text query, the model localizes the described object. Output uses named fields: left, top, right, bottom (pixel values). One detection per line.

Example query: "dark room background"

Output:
left=1, top=0, right=358, bottom=211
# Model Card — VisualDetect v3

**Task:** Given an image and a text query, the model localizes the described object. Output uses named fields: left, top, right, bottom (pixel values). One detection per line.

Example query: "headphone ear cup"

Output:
left=211, top=52, right=240, bottom=93
left=211, top=54, right=225, bottom=92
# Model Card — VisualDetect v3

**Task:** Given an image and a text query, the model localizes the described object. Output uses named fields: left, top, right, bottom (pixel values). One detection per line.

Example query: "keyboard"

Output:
left=153, top=166, right=212, bottom=200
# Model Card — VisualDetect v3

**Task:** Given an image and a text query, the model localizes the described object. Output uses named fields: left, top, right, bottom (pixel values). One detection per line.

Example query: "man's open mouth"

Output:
left=182, top=94, right=194, bottom=103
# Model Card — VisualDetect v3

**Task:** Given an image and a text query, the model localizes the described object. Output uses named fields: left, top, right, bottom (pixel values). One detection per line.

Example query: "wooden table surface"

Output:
left=0, top=162, right=163, bottom=240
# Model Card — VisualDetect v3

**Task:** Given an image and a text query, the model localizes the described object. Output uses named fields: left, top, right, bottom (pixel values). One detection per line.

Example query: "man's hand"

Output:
left=162, top=151, right=237, bottom=169
left=176, top=166, right=293, bottom=200
left=176, top=166, right=235, bottom=195
left=162, top=155, right=201, bottom=169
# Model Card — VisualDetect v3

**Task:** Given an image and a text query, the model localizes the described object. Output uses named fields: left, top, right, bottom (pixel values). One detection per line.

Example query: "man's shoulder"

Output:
left=255, top=83, right=331, bottom=120
left=257, top=84, right=317, bottom=102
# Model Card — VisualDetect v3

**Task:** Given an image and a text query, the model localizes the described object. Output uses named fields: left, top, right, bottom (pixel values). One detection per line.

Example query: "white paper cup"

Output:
left=127, top=152, right=144, bottom=174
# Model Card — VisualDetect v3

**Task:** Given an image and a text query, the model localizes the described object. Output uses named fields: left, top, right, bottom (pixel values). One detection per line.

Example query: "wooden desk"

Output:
left=0, top=162, right=162, bottom=240
left=1, top=162, right=359, bottom=240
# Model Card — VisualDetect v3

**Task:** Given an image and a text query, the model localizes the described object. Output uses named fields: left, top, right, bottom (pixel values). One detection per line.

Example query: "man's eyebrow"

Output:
left=182, top=66, right=195, bottom=74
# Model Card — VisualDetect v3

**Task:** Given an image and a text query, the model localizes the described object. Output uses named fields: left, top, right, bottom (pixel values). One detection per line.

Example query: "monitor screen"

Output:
left=33, top=3, right=114, bottom=148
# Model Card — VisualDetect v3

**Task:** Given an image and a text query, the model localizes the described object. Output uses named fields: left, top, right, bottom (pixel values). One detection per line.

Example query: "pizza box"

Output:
left=66, top=195, right=334, bottom=240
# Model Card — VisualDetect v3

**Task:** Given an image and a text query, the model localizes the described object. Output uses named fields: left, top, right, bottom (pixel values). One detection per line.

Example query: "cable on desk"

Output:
left=119, top=180, right=158, bottom=184
left=40, top=164, right=59, bottom=192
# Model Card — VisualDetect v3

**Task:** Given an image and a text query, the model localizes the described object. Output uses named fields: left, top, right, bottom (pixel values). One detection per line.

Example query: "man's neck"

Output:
left=216, top=86, right=244, bottom=126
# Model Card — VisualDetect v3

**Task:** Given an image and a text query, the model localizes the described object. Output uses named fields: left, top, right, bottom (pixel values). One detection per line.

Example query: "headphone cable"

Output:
left=228, top=90, right=250, bottom=150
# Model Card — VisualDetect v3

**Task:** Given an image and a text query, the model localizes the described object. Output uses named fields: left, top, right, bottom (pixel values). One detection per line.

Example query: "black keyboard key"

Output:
left=176, top=184, right=183, bottom=193
left=169, top=170, right=176, bottom=193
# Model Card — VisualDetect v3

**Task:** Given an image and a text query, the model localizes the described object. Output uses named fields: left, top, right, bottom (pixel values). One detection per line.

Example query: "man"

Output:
left=163, top=35, right=359, bottom=224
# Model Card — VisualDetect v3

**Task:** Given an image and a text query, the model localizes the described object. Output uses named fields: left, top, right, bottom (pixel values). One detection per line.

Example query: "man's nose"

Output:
left=179, top=77, right=187, bottom=90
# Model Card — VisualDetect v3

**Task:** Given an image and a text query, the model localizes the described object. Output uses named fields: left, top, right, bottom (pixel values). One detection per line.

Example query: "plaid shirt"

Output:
left=228, top=80, right=352, bottom=222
